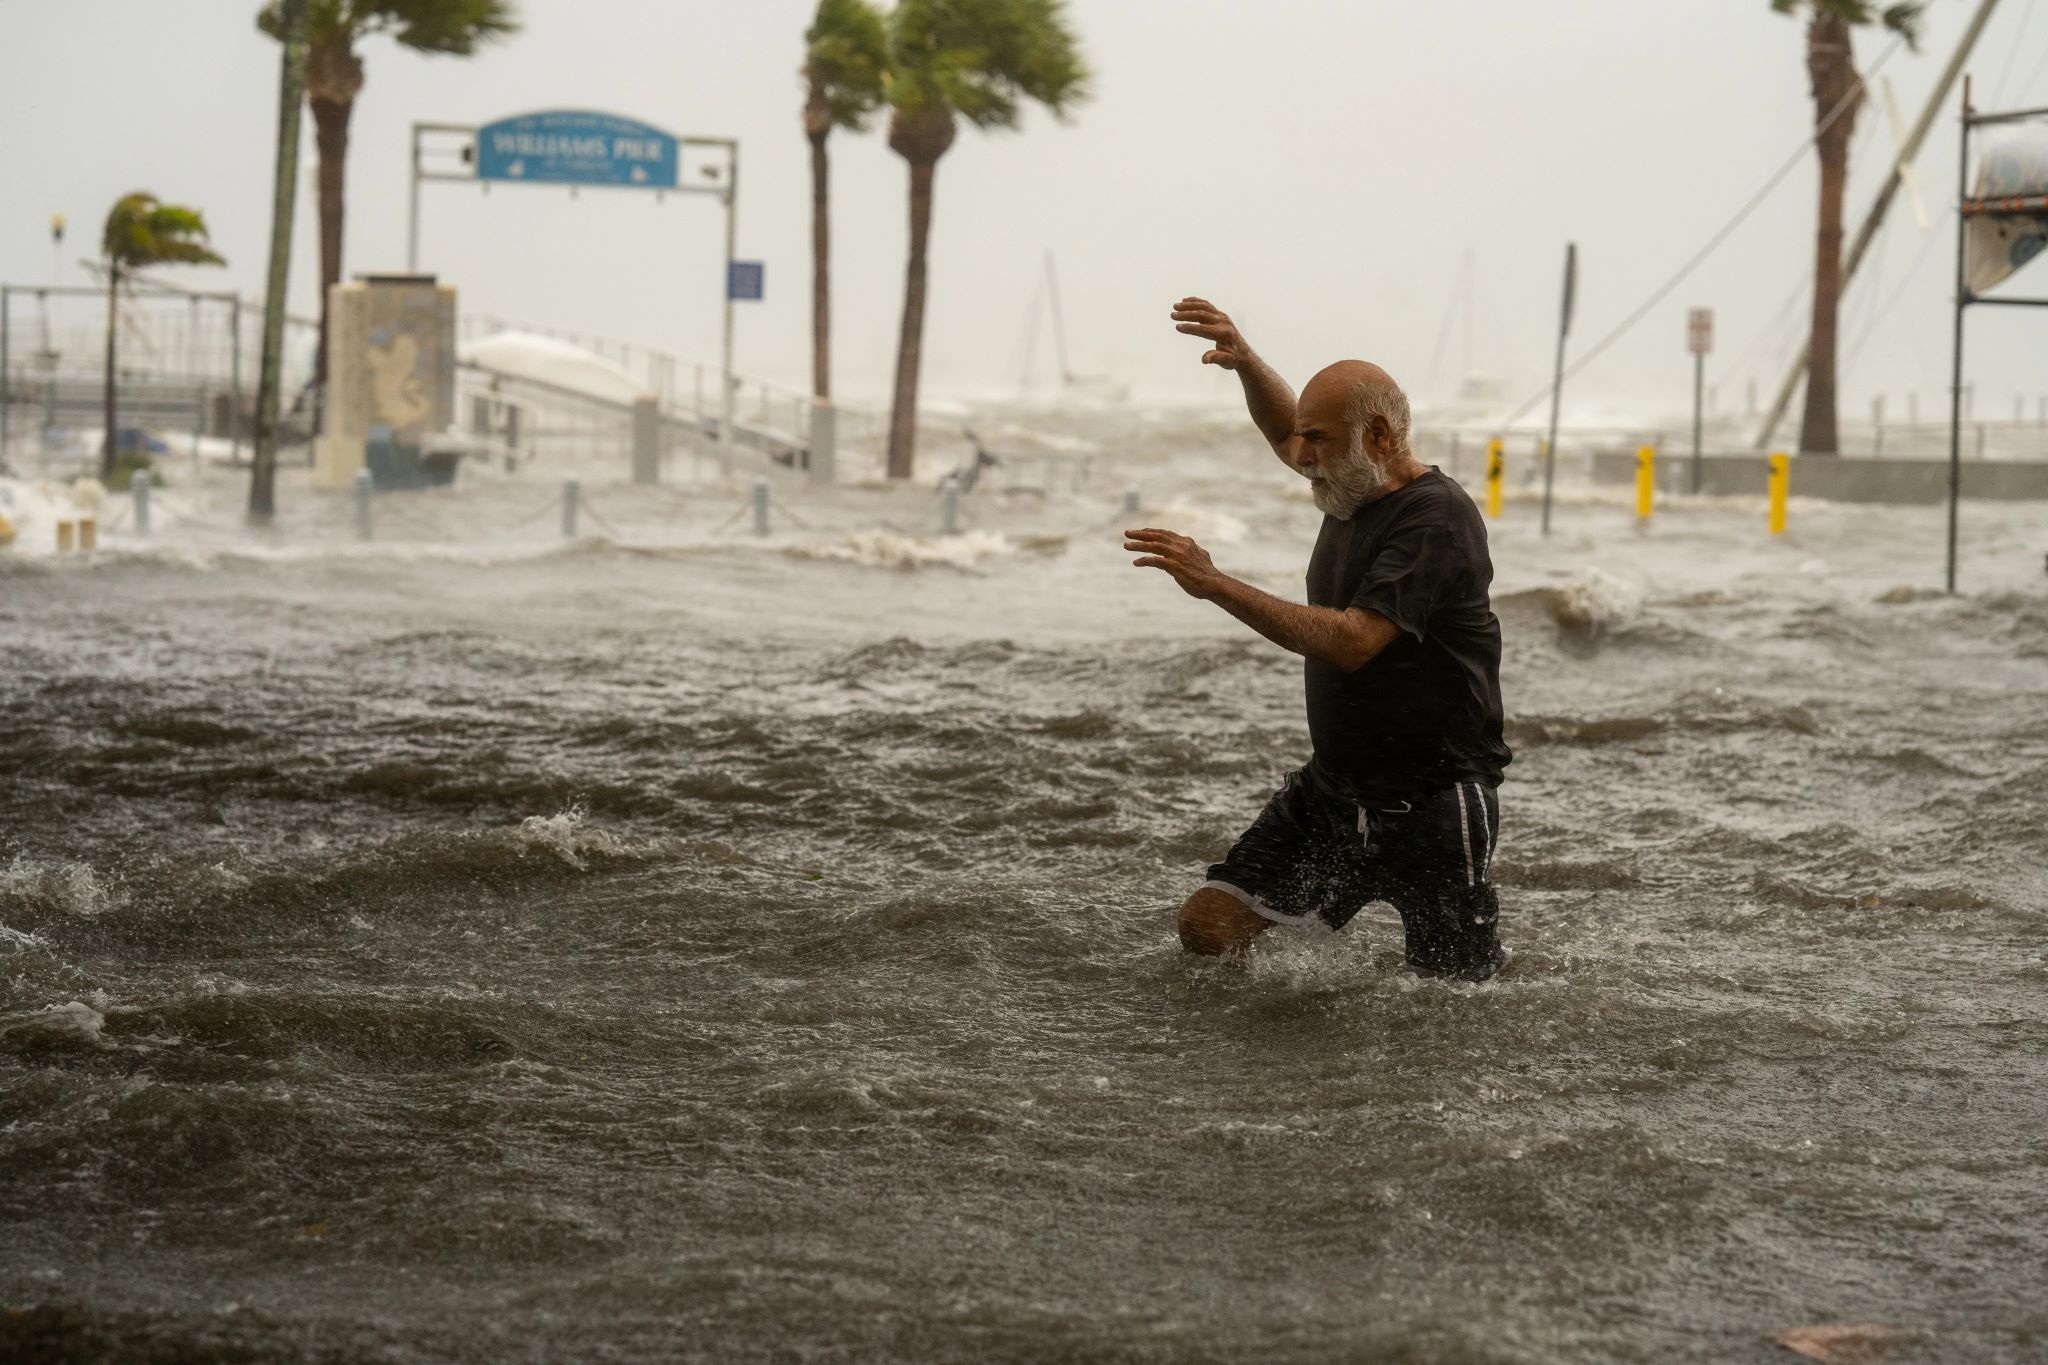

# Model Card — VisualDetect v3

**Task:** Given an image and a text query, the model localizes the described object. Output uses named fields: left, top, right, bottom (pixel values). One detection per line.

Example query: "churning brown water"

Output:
left=3, top=413, right=2046, bottom=1362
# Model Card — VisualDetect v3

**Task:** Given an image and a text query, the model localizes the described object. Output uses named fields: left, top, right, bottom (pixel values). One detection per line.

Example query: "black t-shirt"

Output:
left=1303, top=468, right=1511, bottom=802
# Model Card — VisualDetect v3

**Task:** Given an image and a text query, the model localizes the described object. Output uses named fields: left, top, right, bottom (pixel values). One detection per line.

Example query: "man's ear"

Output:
left=1364, top=415, right=1393, bottom=457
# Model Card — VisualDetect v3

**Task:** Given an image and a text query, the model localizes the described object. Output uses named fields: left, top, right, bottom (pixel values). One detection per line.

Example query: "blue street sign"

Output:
left=475, top=110, right=678, bottom=190
left=727, top=260, right=765, bottom=301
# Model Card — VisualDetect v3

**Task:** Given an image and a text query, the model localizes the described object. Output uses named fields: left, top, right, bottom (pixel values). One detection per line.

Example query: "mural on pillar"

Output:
left=314, top=278, right=457, bottom=490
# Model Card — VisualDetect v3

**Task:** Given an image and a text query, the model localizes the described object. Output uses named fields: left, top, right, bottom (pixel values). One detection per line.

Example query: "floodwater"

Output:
left=3, top=413, right=2046, bottom=1363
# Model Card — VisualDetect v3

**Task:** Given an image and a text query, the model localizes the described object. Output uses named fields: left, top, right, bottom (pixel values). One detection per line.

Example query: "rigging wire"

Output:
left=1988, top=0, right=2038, bottom=105
left=1490, top=32, right=1908, bottom=430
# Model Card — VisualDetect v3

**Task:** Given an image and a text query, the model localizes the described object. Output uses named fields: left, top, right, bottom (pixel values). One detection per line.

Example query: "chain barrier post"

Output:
left=1768, top=452, right=1789, bottom=535
left=752, top=478, right=769, bottom=535
left=1635, top=445, right=1655, bottom=523
left=941, top=474, right=960, bottom=535
left=1121, top=488, right=1139, bottom=517
left=355, top=469, right=373, bottom=540
left=562, top=478, right=580, bottom=538
left=133, top=470, right=152, bottom=537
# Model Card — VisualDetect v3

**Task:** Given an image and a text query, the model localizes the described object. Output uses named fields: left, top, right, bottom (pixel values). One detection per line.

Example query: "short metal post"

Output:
left=752, top=477, right=769, bottom=535
left=1121, top=488, right=1139, bottom=517
left=941, top=474, right=960, bottom=534
left=562, top=478, right=579, bottom=538
left=133, top=470, right=152, bottom=537
left=1873, top=394, right=1885, bottom=456
left=354, top=468, right=372, bottom=540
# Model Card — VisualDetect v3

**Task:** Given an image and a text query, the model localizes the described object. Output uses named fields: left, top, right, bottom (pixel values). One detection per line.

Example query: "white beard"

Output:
left=1311, top=432, right=1390, bottom=519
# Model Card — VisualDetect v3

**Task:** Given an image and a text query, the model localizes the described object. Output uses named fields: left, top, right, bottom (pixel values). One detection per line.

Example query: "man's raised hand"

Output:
left=1125, top=527, right=1225, bottom=600
left=1171, top=298, right=1252, bottom=371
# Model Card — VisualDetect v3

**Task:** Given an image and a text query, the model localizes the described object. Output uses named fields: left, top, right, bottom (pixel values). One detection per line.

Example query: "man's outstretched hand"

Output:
left=1171, top=298, right=1252, bottom=371
left=1125, top=527, right=1226, bottom=600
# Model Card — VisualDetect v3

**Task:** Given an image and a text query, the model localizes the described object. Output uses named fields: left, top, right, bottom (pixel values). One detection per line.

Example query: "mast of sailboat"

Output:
left=1752, top=0, right=2003, bottom=450
left=1045, top=252, right=1075, bottom=387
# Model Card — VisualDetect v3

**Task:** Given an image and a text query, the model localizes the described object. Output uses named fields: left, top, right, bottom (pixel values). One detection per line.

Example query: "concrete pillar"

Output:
left=807, top=400, right=837, bottom=485
left=631, top=396, right=661, bottom=485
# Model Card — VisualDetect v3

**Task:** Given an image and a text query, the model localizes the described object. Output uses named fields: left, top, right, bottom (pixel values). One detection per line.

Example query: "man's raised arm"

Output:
left=1171, top=298, right=1296, bottom=458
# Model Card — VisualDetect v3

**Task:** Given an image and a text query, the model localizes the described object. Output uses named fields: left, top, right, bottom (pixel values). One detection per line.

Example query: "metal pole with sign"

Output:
left=1688, top=307, right=1712, bottom=493
left=1539, top=242, right=1575, bottom=537
left=408, top=112, right=741, bottom=475
left=721, top=146, right=740, bottom=468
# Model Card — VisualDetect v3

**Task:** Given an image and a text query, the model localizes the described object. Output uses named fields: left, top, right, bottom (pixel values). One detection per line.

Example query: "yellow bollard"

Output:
left=1635, top=445, right=1655, bottom=522
left=56, top=520, right=75, bottom=554
left=1768, top=452, right=1789, bottom=535
left=1485, top=437, right=1504, bottom=518
left=77, top=517, right=97, bottom=552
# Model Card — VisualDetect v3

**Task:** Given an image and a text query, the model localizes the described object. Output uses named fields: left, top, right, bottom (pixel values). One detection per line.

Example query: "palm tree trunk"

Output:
left=100, top=263, right=119, bottom=480
left=810, top=128, right=832, bottom=402
left=1799, top=13, right=1859, bottom=456
left=886, top=156, right=938, bottom=480
left=310, top=90, right=352, bottom=405
left=252, top=0, right=309, bottom=524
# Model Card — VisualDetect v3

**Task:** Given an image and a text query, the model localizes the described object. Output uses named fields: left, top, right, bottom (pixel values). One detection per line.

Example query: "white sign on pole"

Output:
left=1687, top=307, right=1714, bottom=356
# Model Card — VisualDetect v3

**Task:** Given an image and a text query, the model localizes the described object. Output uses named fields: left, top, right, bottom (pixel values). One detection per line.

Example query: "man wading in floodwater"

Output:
left=1125, top=298, right=1512, bottom=980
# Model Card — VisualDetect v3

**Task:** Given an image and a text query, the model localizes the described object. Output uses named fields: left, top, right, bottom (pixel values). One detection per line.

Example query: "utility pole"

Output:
left=249, top=0, right=308, bottom=523
left=1540, top=242, right=1576, bottom=537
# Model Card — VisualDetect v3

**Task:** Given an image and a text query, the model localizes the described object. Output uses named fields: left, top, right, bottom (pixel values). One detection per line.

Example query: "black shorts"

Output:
left=1204, top=765, right=1506, bottom=977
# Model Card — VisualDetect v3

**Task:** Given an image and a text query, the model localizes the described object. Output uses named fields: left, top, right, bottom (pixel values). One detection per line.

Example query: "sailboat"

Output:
left=1025, top=253, right=1128, bottom=404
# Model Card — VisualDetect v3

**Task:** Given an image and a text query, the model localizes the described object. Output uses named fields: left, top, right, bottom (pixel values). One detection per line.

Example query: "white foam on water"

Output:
left=0, top=1000, right=110, bottom=1047
left=792, top=528, right=1016, bottom=570
left=1546, top=567, right=1641, bottom=635
left=515, top=806, right=624, bottom=871
left=1143, top=500, right=1250, bottom=545
left=0, top=922, right=52, bottom=953
left=0, top=854, right=117, bottom=916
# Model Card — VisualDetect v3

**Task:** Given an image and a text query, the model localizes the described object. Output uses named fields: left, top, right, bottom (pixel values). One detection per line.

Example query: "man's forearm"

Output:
left=1209, top=575, right=1369, bottom=671
left=1236, top=353, right=1297, bottom=453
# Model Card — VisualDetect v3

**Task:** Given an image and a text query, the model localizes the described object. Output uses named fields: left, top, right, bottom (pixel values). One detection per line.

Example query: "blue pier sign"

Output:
left=475, top=110, right=679, bottom=190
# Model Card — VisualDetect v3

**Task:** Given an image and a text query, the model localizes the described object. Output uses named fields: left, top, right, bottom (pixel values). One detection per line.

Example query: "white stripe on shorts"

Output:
left=1455, top=784, right=1475, bottom=886
left=1470, top=782, right=1492, bottom=882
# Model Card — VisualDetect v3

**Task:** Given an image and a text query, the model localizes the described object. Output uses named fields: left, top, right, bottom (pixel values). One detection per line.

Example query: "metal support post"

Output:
left=1, top=288, right=10, bottom=466
left=228, top=299, right=244, bottom=466
left=1691, top=350, right=1704, bottom=494
left=941, top=474, right=960, bottom=534
left=407, top=123, right=422, bottom=272
left=133, top=470, right=152, bottom=536
left=720, top=144, right=740, bottom=473
left=1947, top=77, right=1971, bottom=595
left=562, top=478, right=579, bottom=537
left=752, top=477, right=769, bottom=534
left=1540, top=242, right=1575, bottom=537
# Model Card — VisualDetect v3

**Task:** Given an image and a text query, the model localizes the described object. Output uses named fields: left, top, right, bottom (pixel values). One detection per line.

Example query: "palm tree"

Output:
left=251, top=0, right=311, bottom=524
left=1772, top=0, right=1923, bottom=455
left=804, top=0, right=889, bottom=404
left=883, top=0, right=1089, bottom=480
left=100, top=193, right=225, bottom=481
left=256, top=0, right=517, bottom=399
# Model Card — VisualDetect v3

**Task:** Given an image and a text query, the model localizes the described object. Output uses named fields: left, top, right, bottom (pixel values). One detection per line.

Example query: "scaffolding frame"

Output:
left=1947, top=77, right=2048, bottom=592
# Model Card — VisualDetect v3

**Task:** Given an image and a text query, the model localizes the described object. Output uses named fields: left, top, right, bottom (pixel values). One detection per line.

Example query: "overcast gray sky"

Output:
left=4, top=0, right=2045, bottom=425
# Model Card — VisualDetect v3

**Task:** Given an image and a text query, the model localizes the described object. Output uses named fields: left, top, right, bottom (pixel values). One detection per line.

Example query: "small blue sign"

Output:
left=476, top=110, right=678, bottom=190
left=727, top=260, right=765, bottom=301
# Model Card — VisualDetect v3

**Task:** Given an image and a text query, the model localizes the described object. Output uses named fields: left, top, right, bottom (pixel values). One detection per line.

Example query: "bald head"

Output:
left=1289, top=361, right=1420, bottom=518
